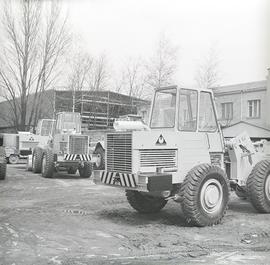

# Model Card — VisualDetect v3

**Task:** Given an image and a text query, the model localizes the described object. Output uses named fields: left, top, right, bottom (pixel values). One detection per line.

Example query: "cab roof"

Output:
left=156, top=85, right=214, bottom=94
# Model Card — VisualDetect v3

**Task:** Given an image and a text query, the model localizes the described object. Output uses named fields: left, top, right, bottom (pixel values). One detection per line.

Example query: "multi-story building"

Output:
left=213, top=69, right=270, bottom=140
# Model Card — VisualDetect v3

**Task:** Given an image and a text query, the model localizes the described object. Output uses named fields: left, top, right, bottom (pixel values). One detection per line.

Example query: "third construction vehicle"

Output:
left=32, top=112, right=93, bottom=178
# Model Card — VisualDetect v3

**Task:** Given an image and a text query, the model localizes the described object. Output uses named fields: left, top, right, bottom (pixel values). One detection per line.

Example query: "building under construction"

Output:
left=54, top=90, right=150, bottom=131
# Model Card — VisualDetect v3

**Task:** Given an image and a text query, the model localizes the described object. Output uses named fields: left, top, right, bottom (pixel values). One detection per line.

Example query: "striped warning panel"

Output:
left=64, top=154, right=91, bottom=161
left=100, top=171, right=136, bottom=188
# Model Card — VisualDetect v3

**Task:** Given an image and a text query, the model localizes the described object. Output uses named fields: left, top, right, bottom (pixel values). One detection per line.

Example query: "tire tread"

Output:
left=126, top=190, right=167, bottom=213
left=247, top=160, right=270, bottom=213
left=180, top=163, right=229, bottom=227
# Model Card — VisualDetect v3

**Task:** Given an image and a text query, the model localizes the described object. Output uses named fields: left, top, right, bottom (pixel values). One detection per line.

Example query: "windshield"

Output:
left=37, top=120, right=55, bottom=136
left=55, top=112, right=81, bottom=134
left=150, top=88, right=176, bottom=128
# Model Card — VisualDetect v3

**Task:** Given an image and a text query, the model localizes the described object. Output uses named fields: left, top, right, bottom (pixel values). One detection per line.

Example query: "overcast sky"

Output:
left=63, top=0, right=270, bottom=87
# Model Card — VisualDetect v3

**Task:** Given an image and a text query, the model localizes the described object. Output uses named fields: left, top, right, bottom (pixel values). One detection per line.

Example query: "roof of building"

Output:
left=222, top=121, right=270, bottom=139
left=55, top=89, right=150, bottom=104
left=213, top=80, right=267, bottom=95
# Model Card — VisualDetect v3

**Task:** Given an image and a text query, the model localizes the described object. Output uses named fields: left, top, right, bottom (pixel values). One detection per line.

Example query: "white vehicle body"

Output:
left=95, top=86, right=224, bottom=189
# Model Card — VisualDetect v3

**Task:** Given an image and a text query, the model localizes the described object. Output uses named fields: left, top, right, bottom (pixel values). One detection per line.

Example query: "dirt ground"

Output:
left=1, top=163, right=270, bottom=265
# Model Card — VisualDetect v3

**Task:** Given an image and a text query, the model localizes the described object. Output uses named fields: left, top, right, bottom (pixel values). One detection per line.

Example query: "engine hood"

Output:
left=132, top=131, right=178, bottom=150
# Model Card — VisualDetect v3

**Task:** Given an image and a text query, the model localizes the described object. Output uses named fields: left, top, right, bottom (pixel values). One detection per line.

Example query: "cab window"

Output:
left=178, top=89, right=198, bottom=131
left=150, top=88, right=176, bottom=128
left=199, top=92, right=217, bottom=132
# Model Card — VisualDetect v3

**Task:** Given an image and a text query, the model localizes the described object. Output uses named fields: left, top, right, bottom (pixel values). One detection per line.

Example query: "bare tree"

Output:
left=146, top=35, right=178, bottom=90
left=112, top=73, right=124, bottom=94
left=88, top=54, right=109, bottom=91
left=121, top=58, right=148, bottom=98
left=68, top=52, right=93, bottom=92
left=195, top=47, right=221, bottom=89
left=0, top=0, right=70, bottom=131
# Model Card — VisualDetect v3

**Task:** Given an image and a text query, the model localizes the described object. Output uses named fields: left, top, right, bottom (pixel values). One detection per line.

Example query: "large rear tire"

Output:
left=78, top=162, right=92, bottom=178
left=41, top=149, right=54, bottom=178
left=33, top=147, right=43, bottom=173
left=126, top=190, right=167, bottom=213
left=247, top=160, right=270, bottom=213
left=180, top=164, right=229, bottom=227
left=0, top=147, right=6, bottom=180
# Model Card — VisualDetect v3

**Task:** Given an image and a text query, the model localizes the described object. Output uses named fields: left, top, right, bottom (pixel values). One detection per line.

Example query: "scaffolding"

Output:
left=54, top=90, right=149, bottom=131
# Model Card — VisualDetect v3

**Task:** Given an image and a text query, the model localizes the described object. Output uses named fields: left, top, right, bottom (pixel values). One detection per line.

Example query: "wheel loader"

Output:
left=32, top=112, right=92, bottom=178
left=93, top=86, right=270, bottom=227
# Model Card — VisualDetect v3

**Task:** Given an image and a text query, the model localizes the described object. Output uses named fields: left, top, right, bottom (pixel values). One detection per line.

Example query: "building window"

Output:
left=221, top=102, right=233, bottom=120
left=248, top=100, right=261, bottom=118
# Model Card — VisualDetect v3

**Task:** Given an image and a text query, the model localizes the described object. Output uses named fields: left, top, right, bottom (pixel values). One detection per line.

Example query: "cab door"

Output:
left=177, top=89, right=211, bottom=181
left=198, top=91, right=224, bottom=167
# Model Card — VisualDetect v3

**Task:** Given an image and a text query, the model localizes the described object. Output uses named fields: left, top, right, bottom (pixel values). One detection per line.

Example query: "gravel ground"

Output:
left=1, top=163, right=270, bottom=265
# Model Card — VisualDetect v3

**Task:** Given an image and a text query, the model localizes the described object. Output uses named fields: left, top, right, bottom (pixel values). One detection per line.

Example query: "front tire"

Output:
left=180, top=164, right=229, bottom=227
left=0, top=147, right=6, bottom=180
left=41, top=149, right=55, bottom=178
left=126, top=190, right=167, bottom=213
left=247, top=160, right=270, bottom=213
left=78, top=162, right=92, bottom=178
left=32, top=147, right=43, bottom=173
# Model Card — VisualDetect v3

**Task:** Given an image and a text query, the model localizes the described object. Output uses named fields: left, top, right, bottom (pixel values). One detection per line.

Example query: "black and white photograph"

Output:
left=0, top=0, right=270, bottom=264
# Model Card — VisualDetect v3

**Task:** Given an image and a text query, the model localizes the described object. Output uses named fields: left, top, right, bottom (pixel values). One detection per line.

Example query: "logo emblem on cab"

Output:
left=156, top=134, right=166, bottom=145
